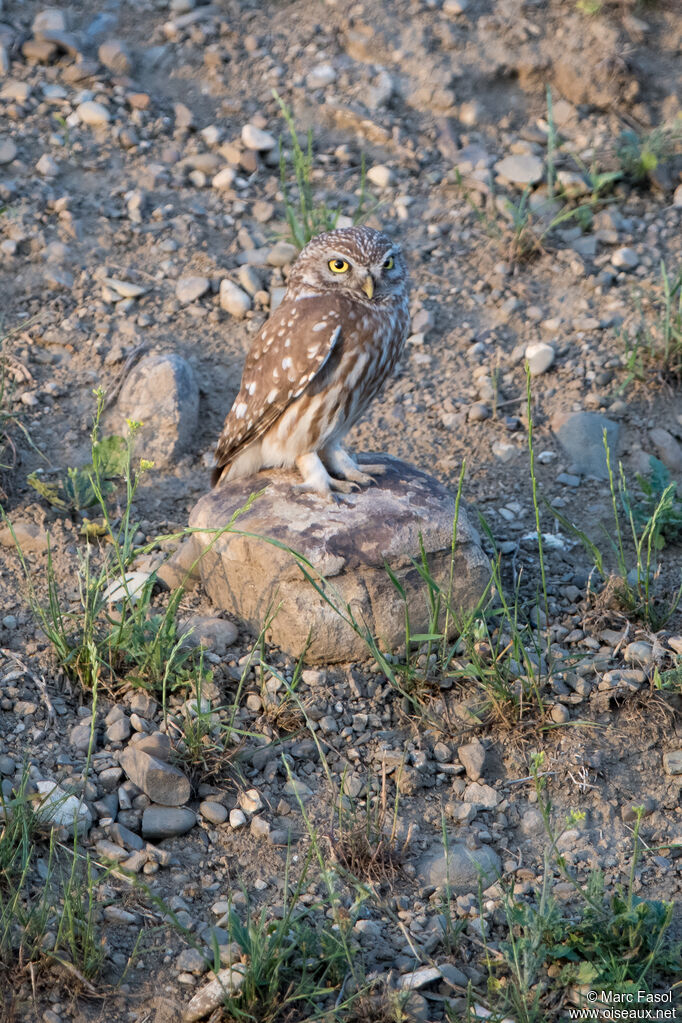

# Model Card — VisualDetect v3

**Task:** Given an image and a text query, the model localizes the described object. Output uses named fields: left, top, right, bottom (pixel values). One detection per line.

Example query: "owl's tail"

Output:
left=210, top=463, right=227, bottom=488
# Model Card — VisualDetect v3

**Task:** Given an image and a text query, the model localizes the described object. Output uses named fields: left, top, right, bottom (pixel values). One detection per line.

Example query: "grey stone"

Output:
left=189, top=456, right=490, bottom=663
left=176, top=275, right=210, bottom=305
left=142, top=805, right=196, bottom=841
left=418, top=842, right=501, bottom=893
left=77, top=100, right=111, bottom=125
left=462, top=782, right=499, bottom=808
left=199, top=800, right=228, bottom=824
left=219, top=279, right=251, bottom=317
left=70, top=721, right=93, bottom=752
left=35, top=781, right=92, bottom=837
left=106, top=716, right=131, bottom=743
left=178, top=615, right=238, bottom=655
left=612, top=246, right=639, bottom=270
left=98, top=39, right=133, bottom=74
left=110, top=822, right=144, bottom=850
left=119, top=748, right=190, bottom=806
left=553, top=411, right=619, bottom=479
left=0, top=138, right=16, bottom=164
left=525, top=341, right=555, bottom=376
left=495, top=153, right=543, bottom=186
left=133, top=732, right=171, bottom=761
left=113, top=354, right=199, bottom=467
left=241, top=124, right=275, bottom=151
left=649, top=428, right=682, bottom=473
left=457, top=739, right=486, bottom=781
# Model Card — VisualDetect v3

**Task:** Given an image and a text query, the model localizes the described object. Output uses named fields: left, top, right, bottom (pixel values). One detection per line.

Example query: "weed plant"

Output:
left=622, top=260, right=682, bottom=383
left=274, top=92, right=370, bottom=249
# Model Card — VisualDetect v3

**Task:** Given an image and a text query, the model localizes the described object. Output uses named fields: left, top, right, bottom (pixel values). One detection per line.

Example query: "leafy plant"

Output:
left=28, top=433, right=128, bottom=513
left=617, top=123, right=681, bottom=186
left=549, top=432, right=682, bottom=629
left=632, top=456, right=682, bottom=550
left=622, top=260, right=682, bottom=383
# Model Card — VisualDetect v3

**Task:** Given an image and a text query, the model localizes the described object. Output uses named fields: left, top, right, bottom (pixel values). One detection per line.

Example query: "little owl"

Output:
left=212, top=225, right=410, bottom=496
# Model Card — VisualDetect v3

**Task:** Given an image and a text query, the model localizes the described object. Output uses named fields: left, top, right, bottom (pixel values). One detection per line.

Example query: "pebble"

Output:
left=35, top=781, right=92, bottom=837
left=119, top=748, right=191, bottom=806
left=495, top=153, right=543, bottom=186
left=663, top=751, right=682, bottom=776
left=179, top=615, right=238, bottom=654
left=36, top=153, right=58, bottom=176
left=443, top=0, right=470, bottom=12
left=624, top=641, right=653, bottom=666
left=238, top=788, right=262, bottom=813
left=229, top=808, right=247, bottom=829
left=306, top=64, right=337, bottom=89
left=241, top=124, right=276, bottom=152
left=199, top=801, right=228, bottom=825
left=176, top=276, right=210, bottom=305
left=76, top=101, right=111, bottom=126
left=212, top=166, right=236, bottom=190
left=611, top=246, right=639, bottom=270
left=98, top=39, right=133, bottom=75
left=141, top=805, right=196, bottom=841
left=219, top=279, right=251, bottom=317
left=525, top=342, right=555, bottom=376
left=367, top=164, right=394, bottom=189
left=0, top=138, right=16, bottom=164
left=457, top=739, right=486, bottom=781
left=267, top=241, right=298, bottom=267
left=183, top=966, right=246, bottom=1022
left=418, top=843, right=501, bottom=892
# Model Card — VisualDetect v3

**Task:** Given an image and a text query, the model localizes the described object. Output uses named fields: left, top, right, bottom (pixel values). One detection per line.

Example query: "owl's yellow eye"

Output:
left=329, top=258, right=350, bottom=273
left=383, top=256, right=394, bottom=270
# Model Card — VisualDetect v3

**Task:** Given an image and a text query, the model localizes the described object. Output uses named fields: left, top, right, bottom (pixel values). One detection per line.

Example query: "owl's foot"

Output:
left=356, top=463, right=387, bottom=477
left=294, top=452, right=356, bottom=500
left=320, top=446, right=384, bottom=488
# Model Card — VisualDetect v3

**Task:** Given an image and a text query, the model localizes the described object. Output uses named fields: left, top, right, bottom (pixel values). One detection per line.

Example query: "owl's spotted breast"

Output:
left=212, top=225, right=410, bottom=496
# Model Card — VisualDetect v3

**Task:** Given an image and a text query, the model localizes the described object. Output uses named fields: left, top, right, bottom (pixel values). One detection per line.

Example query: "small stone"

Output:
left=98, top=39, right=133, bottom=74
left=468, top=402, right=490, bottom=422
left=76, top=101, right=111, bottom=126
left=612, top=246, right=639, bottom=270
left=119, top=748, right=191, bottom=806
left=398, top=966, right=442, bottom=990
left=95, top=839, right=128, bottom=863
left=673, top=184, right=682, bottom=208
left=238, top=789, right=262, bottom=814
left=550, top=704, right=570, bottom=724
left=267, top=241, right=298, bottom=267
left=183, top=966, right=246, bottom=1022
left=36, top=153, right=58, bottom=177
left=418, top=842, right=501, bottom=893
left=70, top=721, right=93, bottom=752
left=552, top=411, right=620, bottom=480
left=624, top=641, right=653, bottom=666
left=106, top=716, right=131, bottom=743
left=219, top=279, right=251, bottom=317
left=663, top=751, right=682, bottom=776
left=525, top=342, right=555, bottom=376
left=35, top=781, right=92, bottom=837
left=229, top=808, right=247, bottom=829
left=367, top=164, right=394, bottom=188
left=241, top=124, right=276, bottom=151
left=443, top=0, right=469, bottom=12
left=0, top=520, right=49, bottom=553
left=176, top=276, right=210, bottom=305
left=179, top=615, right=238, bottom=654
left=306, top=64, right=337, bottom=89
left=103, top=277, right=146, bottom=299
left=649, top=428, right=682, bottom=473
left=212, top=166, right=236, bottom=189
left=495, top=153, right=543, bottom=186
left=462, top=781, right=499, bottom=808
left=250, top=816, right=270, bottom=839
left=457, top=739, right=486, bottom=781
left=0, top=139, right=16, bottom=164
left=33, top=9, right=67, bottom=35
left=142, top=806, right=196, bottom=841
left=199, top=801, right=228, bottom=825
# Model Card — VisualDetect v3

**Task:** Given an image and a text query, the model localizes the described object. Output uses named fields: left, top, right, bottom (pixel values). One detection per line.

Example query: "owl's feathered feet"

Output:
left=295, top=448, right=384, bottom=500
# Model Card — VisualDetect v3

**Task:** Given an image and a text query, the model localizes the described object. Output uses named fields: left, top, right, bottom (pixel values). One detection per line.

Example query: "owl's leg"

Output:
left=294, top=452, right=358, bottom=498
left=320, top=445, right=384, bottom=487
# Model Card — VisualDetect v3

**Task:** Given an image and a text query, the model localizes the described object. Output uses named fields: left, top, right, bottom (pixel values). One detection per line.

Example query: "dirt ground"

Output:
left=0, top=0, right=681, bottom=1020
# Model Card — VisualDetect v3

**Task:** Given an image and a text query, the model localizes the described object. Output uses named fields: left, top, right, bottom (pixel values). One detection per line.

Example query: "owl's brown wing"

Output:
left=212, top=297, right=342, bottom=485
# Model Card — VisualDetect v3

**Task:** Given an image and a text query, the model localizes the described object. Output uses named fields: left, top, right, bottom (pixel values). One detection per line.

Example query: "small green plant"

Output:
left=9, top=390, right=252, bottom=695
left=274, top=91, right=370, bottom=249
left=28, top=433, right=128, bottom=513
left=477, top=754, right=680, bottom=1021
left=632, top=456, right=682, bottom=550
left=576, top=0, right=603, bottom=13
left=0, top=775, right=106, bottom=1005
left=617, top=123, right=681, bottom=186
left=550, top=432, right=682, bottom=629
left=622, top=260, right=682, bottom=383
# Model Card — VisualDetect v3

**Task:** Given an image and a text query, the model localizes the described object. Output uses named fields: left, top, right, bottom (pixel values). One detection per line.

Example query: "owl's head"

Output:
left=286, top=226, right=407, bottom=303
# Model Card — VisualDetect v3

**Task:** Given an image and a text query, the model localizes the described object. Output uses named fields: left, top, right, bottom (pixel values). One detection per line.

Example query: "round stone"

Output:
left=495, top=153, right=544, bottom=186
left=241, top=124, right=276, bottom=151
left=525, top=341, right=555, bottom=376
left=77, top=101, right=111, bottom=126
left=0, top=138, right=17, bottom=164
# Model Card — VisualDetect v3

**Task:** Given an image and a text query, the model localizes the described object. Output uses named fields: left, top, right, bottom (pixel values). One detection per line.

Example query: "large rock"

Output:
left=417, top=841, right=501, bottom=893
left=112, top=353, right=199, bottom=467
left=188, top=455, right=490, bottom=663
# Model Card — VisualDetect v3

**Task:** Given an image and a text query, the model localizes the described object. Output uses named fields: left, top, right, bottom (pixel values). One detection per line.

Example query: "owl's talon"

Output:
left=357, top=463, right=386, bottom=476
left=329, top=477, right=360, bottom=494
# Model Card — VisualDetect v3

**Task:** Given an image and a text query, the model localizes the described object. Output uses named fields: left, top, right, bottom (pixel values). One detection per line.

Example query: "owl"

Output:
left=212, top=226, right=410, bottom=496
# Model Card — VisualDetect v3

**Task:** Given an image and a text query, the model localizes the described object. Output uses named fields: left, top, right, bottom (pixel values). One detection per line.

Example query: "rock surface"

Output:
left=418, top=842, right=501, bottom=893
left=552, top=411, right=620, bottom=479
left=112, top=353, right=199, bottom=467
left=189, top=455, right=490, bottom=662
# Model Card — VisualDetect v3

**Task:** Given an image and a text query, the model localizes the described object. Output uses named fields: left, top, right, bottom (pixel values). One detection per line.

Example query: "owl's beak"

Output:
left=361, top=274, right=374, bottom=300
